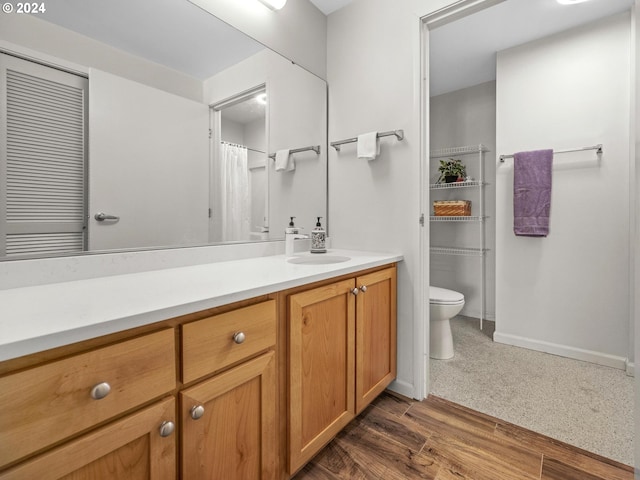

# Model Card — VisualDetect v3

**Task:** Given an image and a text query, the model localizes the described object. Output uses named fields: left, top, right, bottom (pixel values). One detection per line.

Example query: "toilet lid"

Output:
left=430, top=286, right=464, bottom=305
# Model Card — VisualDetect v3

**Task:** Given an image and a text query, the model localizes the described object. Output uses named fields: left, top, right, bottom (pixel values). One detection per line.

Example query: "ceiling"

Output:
left=430, top=0, right=634, bottom=97
left=309, top=0, right=353, bottom=15
left=38, top=0, right=265, bottom=80
left=35, top=0, right=353, bottom=80
left=35, top=0, right=633, bottom=95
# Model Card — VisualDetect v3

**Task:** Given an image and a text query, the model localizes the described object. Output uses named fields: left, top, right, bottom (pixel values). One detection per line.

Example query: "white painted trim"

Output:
left=422, top=0, right=506, bottom=29
left=493, top=332, right=628, bottom=371
left=0, top=40, right=89, bottom=76
left=461, top=308, right=495, bottom=321
left=419, top=0, right=504, bottom=400
left=414, top=15, right=430, bottom=402
left=388, top=379, right=416, bottom=399
left=629, top=0, right=637, bottom=385
left=626, top=359, right=635, bottom=377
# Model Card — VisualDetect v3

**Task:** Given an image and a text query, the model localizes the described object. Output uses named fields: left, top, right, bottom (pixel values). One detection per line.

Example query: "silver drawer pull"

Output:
left=360, top=285, right=368, bottom=293
left=190, top=405, right=205, bottom=420
left=351, top=288, right=359, bottom=296
left=159, top=421, right=175, bottom=437
left=90, top=382, right=111, bottom=400
left=94, top=212, right=120, bottom=222
left=232, top=332, right=246, bottom=344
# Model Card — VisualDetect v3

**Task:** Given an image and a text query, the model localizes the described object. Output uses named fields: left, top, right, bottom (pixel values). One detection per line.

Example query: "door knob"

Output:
left=360, top=285, right=368, bottom=292
left=351, top=288, right=359, bottom=296
left=94, top=212, right=120, bottom=222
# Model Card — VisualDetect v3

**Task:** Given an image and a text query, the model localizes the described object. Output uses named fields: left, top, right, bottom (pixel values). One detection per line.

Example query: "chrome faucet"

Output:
left=285, top=231, right=309, bottom=257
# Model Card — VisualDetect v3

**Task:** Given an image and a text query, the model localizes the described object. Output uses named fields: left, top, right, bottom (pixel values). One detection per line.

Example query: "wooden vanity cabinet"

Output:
left=180, top=299, right=278, bottom=480
left=0, top=329, right=176, bottom=471
left=0, top=397, right=176, bottom=480
left=287, top=265, right=397, bottom=475
left=0, top=263, right=397, bottom=479
left=355, top=268, right=397, bottom=414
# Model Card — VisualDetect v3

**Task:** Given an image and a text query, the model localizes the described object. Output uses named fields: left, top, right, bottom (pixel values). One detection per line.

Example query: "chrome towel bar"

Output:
left=499, top=144, right=603, bottom=163
left=331, top=129, right=404, bottom=151
left=268, top=145, right=321, bottom=159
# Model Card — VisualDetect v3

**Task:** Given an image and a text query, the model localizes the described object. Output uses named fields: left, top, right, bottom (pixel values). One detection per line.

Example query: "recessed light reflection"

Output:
left=556, top=0, right=589, bottom=5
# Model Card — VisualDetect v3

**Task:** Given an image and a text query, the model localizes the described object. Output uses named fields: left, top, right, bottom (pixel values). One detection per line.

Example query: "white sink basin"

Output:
left=287, top=254, right=351, bottom=265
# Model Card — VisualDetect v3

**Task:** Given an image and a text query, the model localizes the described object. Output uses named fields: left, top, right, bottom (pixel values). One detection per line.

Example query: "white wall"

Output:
left=0, top=14, right=202, bottom=101
left=327, top=0, right=425, bottom=398
left=88, top=70, right=210, bottom=251
left=633, top=2, right=640, bottom=476
left=204, top=50, right=327, bottom=237
left=495, top=13, right=632, bottom=368
left=187, top=0, right=327, bottom=79
left=430, top=81, right=496, bottom=320
left=245, top=118, right=269, bottom=233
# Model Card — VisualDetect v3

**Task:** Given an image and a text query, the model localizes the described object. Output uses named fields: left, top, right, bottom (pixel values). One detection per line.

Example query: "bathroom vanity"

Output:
left=0, top=250, right=400, bottom=479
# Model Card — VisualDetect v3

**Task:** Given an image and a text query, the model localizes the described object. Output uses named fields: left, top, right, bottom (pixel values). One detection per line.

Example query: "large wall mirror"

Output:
left=0, top=0, right=327, bottom=260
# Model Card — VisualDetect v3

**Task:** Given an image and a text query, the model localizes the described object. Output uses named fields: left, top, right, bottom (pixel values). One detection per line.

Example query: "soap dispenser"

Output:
left=310, top=217, right=327, bottom=253
left=286, top=217, right=298, bottom=234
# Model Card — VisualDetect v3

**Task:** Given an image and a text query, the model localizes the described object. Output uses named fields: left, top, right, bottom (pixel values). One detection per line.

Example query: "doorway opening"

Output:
left=210, top=85, right=268, bottom=243
left=423, top=0, right=635, bottom=465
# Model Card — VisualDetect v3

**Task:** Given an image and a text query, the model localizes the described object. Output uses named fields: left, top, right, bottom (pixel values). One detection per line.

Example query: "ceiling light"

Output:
left=257, top=0, right=287, bottom=10
left=556, top=0, right=589, bottom=4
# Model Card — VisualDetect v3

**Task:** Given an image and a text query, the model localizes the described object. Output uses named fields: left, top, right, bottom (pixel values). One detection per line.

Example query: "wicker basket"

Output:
left=433, top=200, right=471, bottom=216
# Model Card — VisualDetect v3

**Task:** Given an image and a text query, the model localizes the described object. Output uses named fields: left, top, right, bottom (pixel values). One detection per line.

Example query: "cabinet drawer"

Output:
left=182, top=300, right=276, bottom=384
left=0, top=329, right=176, bottom=469
left=0, top=397, right=176, bottom=480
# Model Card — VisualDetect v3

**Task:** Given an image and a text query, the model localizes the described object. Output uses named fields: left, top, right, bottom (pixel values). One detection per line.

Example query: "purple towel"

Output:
left=513, top=149, right=553, bottom=237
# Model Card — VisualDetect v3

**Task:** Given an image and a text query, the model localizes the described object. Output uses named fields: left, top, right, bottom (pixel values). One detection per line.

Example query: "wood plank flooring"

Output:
left=293, top=392, right=633, bottom=480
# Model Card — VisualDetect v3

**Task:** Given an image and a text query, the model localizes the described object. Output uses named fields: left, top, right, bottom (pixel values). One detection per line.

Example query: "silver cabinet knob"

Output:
left=360, top=285, right=368, bottom=293
left=90, top=382, right=111, bottom=400
left=351, top=288, right=359, bottom=296
left=190, top=405, right=205, bottom=420
left=159, top=421, right=175, bottom=437
left=233, top=332, right=246, bottom=344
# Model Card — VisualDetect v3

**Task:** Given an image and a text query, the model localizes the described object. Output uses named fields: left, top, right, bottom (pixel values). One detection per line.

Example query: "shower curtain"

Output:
left=220, top=143, right=250, bottom=241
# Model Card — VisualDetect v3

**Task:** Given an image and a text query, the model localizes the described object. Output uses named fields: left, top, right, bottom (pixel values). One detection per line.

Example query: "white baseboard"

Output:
left=625, top=359, right=635, bottom=377
left=493, top=332, right=628, bottom=371
left=388, top=379, right=416, bottom=400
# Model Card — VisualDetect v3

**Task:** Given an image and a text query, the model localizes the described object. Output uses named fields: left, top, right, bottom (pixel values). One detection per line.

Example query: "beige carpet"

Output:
left=429, top=316, right=634, bottom=466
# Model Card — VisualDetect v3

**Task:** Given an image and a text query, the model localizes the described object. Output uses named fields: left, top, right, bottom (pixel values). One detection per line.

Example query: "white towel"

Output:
left=357, top=131, right=380, bottom=160
left=275, top=149, right=295, bottom=172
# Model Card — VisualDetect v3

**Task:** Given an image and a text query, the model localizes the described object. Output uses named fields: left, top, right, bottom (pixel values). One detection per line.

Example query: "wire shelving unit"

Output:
left=429, top=144, right=488, bottom=328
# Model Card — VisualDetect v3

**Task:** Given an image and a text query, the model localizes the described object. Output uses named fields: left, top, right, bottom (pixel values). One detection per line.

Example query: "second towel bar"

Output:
left=331, top=130, right=404, bottom=151
left=268, top=145, right=321, bottom=159
left=499, top=144, right=603, bottom=163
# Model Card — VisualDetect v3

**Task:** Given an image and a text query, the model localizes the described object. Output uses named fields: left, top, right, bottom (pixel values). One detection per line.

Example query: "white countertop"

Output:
left=0, top=249, right=402, bottom=362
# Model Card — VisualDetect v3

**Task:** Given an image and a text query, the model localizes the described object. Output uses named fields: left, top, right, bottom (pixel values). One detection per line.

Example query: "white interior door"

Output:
left=88, top=69, right=209, bottom=251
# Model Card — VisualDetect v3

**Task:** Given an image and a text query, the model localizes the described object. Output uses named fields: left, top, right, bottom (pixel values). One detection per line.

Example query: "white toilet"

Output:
left=429, top=286, right=465, bottom=359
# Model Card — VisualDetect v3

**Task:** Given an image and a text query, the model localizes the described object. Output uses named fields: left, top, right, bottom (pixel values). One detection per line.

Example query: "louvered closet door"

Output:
left=0, top=53, right=88, bottom=258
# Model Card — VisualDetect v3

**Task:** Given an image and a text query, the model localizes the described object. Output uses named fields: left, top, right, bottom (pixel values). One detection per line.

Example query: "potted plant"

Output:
left=438, top=158, right=466, bottom=183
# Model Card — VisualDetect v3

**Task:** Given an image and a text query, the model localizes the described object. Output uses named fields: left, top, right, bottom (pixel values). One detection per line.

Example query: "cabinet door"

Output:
left=355, top=267, right=397, bottom=414
left=0, top=397, right=176, bottom=480
left=181, top=351, right=277, bottom=480
left=288, top=279, right=356, bottom=474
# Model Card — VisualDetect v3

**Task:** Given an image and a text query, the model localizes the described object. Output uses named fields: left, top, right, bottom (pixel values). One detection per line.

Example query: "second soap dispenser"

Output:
left=310, top=217, right=326, bottom=253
